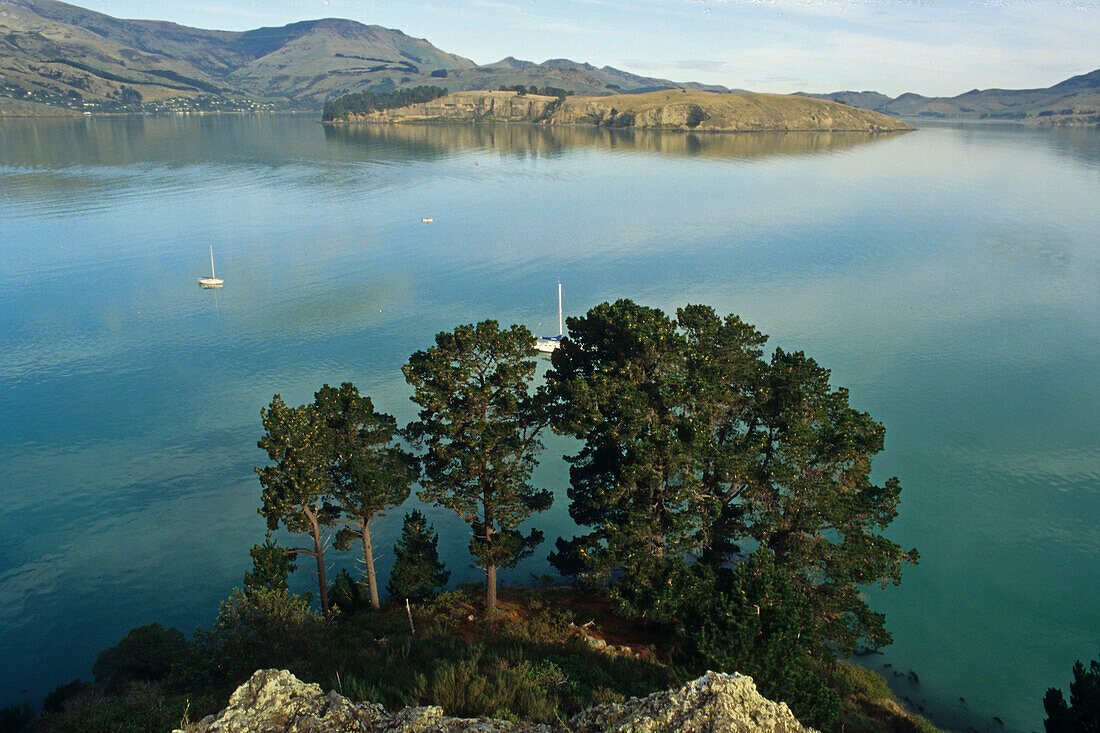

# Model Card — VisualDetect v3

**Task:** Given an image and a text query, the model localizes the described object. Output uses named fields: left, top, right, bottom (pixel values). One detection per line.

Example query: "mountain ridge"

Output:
left=0, top=0, right=728, bottom=114
left=799, top=68, right=1100, bottom=125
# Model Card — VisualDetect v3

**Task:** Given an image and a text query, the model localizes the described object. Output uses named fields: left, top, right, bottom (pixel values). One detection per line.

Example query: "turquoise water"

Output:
left=0, top=115, right=1097, bottom=730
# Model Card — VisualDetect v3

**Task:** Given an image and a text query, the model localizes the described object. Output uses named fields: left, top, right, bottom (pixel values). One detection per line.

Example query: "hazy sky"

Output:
left=71, top=0, right=1098, bottom=97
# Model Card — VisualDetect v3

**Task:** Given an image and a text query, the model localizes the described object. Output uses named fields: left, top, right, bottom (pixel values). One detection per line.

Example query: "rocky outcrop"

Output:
left=177, top=669, right=817, bottom=733
left=339, top=90, right=912, bottom=132
left=570, top=671, right=813, bottom=733
left=353, top=91, right=561, bottom=124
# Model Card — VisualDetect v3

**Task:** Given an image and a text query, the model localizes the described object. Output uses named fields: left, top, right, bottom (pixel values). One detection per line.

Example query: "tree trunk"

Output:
left=306, top=507, right=330, bottom=615
left=361, top=514, right=380, bottom=610
left=485, top=509, right=497, bottom=610
left=486, top=563, right=497, bottom=610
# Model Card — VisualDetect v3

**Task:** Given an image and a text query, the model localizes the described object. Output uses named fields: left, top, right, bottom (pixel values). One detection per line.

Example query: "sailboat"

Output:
left=197, top=245, right=224, bottom=288
left=535, top=282, right=564, bottom=353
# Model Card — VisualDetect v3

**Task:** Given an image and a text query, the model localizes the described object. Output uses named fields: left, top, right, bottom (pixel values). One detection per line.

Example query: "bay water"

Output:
left=0, top=114, right=1097, bottom=731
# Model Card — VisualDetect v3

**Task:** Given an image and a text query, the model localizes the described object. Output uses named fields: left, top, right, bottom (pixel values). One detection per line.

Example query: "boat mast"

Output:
left=557, top=282, right=563, bottom=336
left=209, top=245, right=216, bottom=278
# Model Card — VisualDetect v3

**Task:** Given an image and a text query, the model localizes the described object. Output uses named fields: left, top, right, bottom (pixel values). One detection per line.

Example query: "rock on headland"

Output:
left=335, top=89, right=913, bottom=132
left=177, top=668, right=818, bottom=733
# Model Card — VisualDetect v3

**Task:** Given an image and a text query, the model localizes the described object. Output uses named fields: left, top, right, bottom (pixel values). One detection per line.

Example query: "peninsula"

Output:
left=325, top=89, right=914, bottom=133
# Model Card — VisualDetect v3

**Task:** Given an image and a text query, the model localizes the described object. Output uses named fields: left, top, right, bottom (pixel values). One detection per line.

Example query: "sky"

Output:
left=70, top=0, right=1099, bottom=97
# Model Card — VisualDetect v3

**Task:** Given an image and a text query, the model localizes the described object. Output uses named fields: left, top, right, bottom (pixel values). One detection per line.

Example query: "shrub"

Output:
left=91, top=624, right=193, bottom=689
left=243, top=533, right=296, bottom=595
left=329, top=568, right=373, bottom=614
left=196, top=587, right=325, bottom=681
left=673, top=549, right=840, bottom=729
left=387, top=511, right=449, bottom=601
left=1044, top=654, right=1100, bottom=733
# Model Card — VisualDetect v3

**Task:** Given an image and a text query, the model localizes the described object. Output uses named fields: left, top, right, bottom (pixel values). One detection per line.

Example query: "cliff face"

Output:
left=176, top=668, right=817, bottom=733
left=350, top=90, right=561, bottom=123
left=340, top=90, right=913, bottom=132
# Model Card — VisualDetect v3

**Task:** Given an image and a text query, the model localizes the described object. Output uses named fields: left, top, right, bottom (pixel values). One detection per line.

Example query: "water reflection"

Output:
left=0, top=115, right=1096, bottom=733
left=323, top=121, right=909, bottom=161
left=0, top=114, right=326, bottom=169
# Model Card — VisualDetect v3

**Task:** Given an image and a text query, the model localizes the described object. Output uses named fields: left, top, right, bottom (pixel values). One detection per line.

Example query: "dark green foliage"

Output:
left=0, top=703, right=33, bottom=732
left=545, top=300, right=699, bottom=617
left=1045, top=654, right=1100, bottom=733
left=118, top=86, right=142, bottom=108
left=735, top=345, right=917, bottom=653
left=498, top=84, right=573, bottom=98
left=329, top=568, right=373, bottom=613
left=672, top=550, right=839, bottom=729
left=196, top=587, right=325, bottom=682
left=319, top=591, right=680, bottom=723
left=91, top=624, right=192, bottom=690
left=322, top=85, right=447, bottom=121
left=404, top=320, right=552, bottom=609
left=388, top=510, right=450, bottom=600
left=256, top=394, right=340, bottom=614
left=41, top=680, right=90, bottom=714
left=547, top=300, right=917, bottom=653
left=314, top=382, right=415, bottom=610
left=243, top=532, right=296, bottom=595
left=430, top=69, right=448, bottom=78
left=30, top=685, right=195, bottom=733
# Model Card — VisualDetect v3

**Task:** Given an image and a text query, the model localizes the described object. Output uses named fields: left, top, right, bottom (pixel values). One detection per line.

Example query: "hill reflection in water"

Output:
left=322, top=121, right=909, bottom=162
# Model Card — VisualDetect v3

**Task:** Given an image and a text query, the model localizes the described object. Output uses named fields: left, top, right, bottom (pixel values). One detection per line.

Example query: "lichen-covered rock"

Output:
left=568, top=671, right=816, bottom=733
left=177, top=668, right=814, bottom=733
left=178, top=669, right=384, bottom=732
left=176, top=669, right=552, bottom=733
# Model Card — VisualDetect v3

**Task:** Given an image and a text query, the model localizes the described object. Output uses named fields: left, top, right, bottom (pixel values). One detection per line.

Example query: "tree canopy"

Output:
left=322, top=85, right=448, bottom=121
left=388, top=510, right=450, bottom=601
left=404, top=320, right=552, bottom=610
left=546, top=300, right=917, bottom=652
left=314, top=382, right=415, bottom=610
left=256, top=394, right=339, bottom=615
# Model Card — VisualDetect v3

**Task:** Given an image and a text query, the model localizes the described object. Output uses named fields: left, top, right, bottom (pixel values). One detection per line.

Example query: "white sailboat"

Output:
left=535, top=282, right=564, bottom=353
left=198, top=245, right=224, bottom=288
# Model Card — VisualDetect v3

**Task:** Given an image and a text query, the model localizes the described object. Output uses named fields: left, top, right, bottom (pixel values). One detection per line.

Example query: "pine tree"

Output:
left=314, top=382, right=415, bottom=610
left=387, top=510, right=449, bottom=600
left=547, top=300, right=917, bottom=651
left=256, top=395, right=338, bottom=615
left=404, top=320, right=551, bottom=610
left=243, top=532, right=297, bottom=595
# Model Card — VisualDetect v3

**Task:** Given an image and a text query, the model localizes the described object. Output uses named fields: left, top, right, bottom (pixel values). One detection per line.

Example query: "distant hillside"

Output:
left=330, top=89, right=914, bottom=133
left=0, top=0, right=728, bottom=114
left=801, top=69, right=1100, bottom=126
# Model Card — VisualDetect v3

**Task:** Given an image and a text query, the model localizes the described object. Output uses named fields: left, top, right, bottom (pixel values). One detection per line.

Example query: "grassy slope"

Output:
left=1, top=0, right=729, bottom=112
left=555, top=89, right=914, bottom=131
left=345, top=89, right=913, bottom=132
left=0, top=96, right=80, bottom=115
left=24, top=586, right=941, bottom=733
left=0, top=2, right=238, bottom=107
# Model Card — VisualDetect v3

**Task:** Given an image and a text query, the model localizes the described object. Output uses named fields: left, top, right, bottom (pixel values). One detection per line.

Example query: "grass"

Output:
left=829, top=661, right=942, bottom=733
left=11, top=586, right=942, bottom=733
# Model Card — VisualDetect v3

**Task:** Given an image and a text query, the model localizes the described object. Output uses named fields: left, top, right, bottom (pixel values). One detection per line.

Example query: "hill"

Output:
left=330, top=89, right=914, bottom=133
left=801, top=69, right=1100, bottom=125
left=0, top=0, right=729, bottom=114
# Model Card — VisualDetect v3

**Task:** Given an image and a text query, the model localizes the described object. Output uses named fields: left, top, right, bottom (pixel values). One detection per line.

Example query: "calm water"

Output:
left=0, top=115, right=1097, bottom=731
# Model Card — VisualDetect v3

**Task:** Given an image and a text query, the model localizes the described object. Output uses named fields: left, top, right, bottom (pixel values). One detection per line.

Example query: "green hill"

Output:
left=331, top=89, right=914, bottom=133
left=0, top=0, right=731, bottom=114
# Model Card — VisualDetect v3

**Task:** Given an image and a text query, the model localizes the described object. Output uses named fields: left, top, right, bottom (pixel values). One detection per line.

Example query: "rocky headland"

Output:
left=331, top=90, right=914, bottom=133
left=176, top=668, right=817, bottom=733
